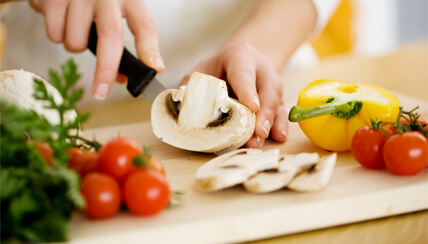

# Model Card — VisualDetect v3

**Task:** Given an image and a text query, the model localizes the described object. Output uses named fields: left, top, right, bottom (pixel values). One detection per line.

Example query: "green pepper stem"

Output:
left=288, top=98, right=363, bottom=122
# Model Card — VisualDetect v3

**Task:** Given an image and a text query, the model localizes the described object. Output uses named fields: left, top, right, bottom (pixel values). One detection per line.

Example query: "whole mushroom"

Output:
left=0, top=69, right=76, bottom=125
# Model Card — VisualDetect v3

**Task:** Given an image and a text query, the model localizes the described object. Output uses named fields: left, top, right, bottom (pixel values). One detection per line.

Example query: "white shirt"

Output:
left=1, top=0, right=340, bottom=105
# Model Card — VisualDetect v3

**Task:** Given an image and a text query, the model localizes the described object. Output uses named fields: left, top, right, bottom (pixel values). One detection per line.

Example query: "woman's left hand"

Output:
left=180, top=42, right=288, bottom=148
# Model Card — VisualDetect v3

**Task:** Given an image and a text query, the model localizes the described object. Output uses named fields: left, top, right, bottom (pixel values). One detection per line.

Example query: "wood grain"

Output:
left=247, top=210, right=428, bottom=244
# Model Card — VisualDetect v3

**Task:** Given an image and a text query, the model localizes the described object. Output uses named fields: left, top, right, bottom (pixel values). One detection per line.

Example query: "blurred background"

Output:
left=311, top=0, right=427, bottom=57
left=0, top=0, right=427, bottom=119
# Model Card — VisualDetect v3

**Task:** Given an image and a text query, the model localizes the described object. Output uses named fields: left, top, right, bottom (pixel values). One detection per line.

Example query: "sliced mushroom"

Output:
left=287, top=153, right=337, bottom=192
left=279, top=153, right=320, bottom=172
left=243, top=153, right=319, bottom=193
left=0, top=70, right=76, bottom=125
left=243, top=167, right=298, bottom=194
left=151, top=72, right=256, bottom=153
left=195, top=148, right=280, bottom=193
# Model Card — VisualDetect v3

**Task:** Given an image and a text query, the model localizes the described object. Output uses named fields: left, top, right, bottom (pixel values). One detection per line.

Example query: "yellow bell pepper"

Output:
left=289, top=79, right=400, bottom=152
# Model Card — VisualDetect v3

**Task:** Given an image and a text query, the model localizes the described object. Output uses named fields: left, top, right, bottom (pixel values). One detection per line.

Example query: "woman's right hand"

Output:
left=29, top=0, right=165, bottom=99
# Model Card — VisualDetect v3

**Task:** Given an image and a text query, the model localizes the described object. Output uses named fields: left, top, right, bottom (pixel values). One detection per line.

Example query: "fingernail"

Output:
left=248, top=136, right=261, bottom=148
left=253, top=96, right=260, bottom=112
left=281, top=128, right=287, bottom=138
left=94, top=83, right=109, bottom=100
left=151, top=56, right=165, bottom=71
left=262, top=120, right=271, bottom=138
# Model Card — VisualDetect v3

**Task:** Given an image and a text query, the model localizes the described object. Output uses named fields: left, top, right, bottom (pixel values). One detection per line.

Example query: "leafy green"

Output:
left=1, top=59, right=88, bottom=242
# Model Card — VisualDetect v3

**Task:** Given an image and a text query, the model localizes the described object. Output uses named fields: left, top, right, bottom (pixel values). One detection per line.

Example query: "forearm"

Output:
left=222, top=0, right=317, bottom=72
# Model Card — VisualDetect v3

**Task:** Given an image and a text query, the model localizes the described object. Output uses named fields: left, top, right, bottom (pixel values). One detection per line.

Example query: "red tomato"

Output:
left=97, top=138, right=142, bottom=181
left=123, top=169, right=170, bottom=216
left=383, top=132, right=428, bottom=175
left=81, top=172, right=121, bottom=219
left=35, top=142, right=54, bottom=166
left=67, top=148, right=99, bottom=176
left=351, top=126, right=388, bottom=169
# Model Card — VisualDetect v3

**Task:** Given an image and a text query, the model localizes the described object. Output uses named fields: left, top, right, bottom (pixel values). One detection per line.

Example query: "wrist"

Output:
left=221, top=0, right=317, bottom=71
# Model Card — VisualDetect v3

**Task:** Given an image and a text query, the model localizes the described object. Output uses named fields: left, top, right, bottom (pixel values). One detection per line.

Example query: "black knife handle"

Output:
left=88, top=23, right=157, bottom=97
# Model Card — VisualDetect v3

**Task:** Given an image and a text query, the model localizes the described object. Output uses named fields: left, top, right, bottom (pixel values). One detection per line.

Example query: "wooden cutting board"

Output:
left=68, top=107, right=428, bottom=244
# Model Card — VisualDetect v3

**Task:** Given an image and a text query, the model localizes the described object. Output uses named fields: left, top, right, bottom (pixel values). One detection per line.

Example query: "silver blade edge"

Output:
left=141, top=78, right=167, bottom=102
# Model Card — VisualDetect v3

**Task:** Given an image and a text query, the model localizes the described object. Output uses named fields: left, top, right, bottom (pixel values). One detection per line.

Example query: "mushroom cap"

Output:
left=151, top=72, right=255, bottom=153
left=0, top=69, right=77, bottom=125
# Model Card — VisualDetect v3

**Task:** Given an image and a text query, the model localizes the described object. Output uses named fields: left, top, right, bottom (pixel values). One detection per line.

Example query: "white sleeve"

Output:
left=309, top=0, right=343, bottom=39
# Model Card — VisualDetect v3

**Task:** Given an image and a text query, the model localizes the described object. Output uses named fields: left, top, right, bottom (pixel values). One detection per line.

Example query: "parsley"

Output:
left=1, top=59, right=89, bottom=243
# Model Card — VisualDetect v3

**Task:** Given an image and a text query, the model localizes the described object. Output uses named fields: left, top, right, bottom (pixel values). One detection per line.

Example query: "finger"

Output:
left=64, top=0, right=94, bottom=52
left=179, top=72, right=192, bottom=87
left=179, top=57, right=221, bottom=86
left=92, top=1, right=124, bottom=99
left=253, top=67, right=282, bottom=139
left=270, top=102, right=289, bottom=142
left=245, top=135, right=265, bottom=149
left=124, top=0, right=164, bottom=72
left=42, top=0, right=69, bottom=43
left=224, top=52, right=260, bottom=113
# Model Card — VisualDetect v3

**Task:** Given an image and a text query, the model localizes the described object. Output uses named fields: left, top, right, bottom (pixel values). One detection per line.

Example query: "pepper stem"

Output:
left=289, top=97, right=363, bottom=122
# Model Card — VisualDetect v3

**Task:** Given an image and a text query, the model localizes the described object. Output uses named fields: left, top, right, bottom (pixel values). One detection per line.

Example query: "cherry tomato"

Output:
left=383, top=132, right=428, bottom=176
left=97, top=138, right=142, bottom=181
left=147, top=157, right=166, bottom=176
left=81, top=172, right=121, bottom=219
left=35, top=141, right=53, bottom=166
left=351, top=126, right=388, bottom=169
left=389, top=117, right=428, bottom=134
left=123, top=169, right=170, bottom=216
left=67, top=148, right=99, bottom=176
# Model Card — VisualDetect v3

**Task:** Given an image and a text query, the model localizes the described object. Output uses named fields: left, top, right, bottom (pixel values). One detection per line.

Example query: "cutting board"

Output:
left=68, top=99, right=428, bottom=244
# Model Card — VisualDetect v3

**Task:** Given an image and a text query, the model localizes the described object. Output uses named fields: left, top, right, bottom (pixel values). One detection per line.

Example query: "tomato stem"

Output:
left=71, top=135, right=102, bottom=151
left=289, top=97, right=363, bottom=122
left=388, top=106, right=427, bottom=136
left=370, top=118, right=383, bottom=130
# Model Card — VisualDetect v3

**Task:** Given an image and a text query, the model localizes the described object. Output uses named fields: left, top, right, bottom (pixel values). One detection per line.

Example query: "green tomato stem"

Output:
left=288, top=97, right=363, bottom=122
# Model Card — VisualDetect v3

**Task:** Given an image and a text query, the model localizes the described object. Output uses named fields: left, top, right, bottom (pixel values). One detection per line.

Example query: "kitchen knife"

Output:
left=87, top=23, right=166, bottom=102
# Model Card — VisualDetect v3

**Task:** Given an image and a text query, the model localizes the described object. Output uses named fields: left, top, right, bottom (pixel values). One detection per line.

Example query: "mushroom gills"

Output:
left=195, top=148, right=280, bottom=193
left=166, top=93, right=180, bottom=120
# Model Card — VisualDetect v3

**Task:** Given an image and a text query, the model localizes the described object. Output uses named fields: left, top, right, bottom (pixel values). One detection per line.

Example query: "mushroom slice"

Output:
left=195, top=148, right=280, bottom=193
left=243, top=153, right=319, bottom=193
left=279, top=153, right=320, bottom=172
left=287, top=153, right=337, bottom=192
left=151, top=72, right=256, bottom=153
left=243, top=162, right=297, bottom=194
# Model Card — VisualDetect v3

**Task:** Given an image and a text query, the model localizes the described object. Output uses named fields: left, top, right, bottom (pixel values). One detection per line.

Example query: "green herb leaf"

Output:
left=1, top=59, right=91, bottom=243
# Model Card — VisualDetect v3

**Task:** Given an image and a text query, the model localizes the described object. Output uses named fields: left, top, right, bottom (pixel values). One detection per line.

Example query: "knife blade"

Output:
left=87, top=23, right=166, bottom=102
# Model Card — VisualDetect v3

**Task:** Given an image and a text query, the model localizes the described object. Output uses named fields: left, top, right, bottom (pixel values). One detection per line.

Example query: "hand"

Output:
left=29, top=0, right=165, bottom=99
left=180, top=42, right=289, bottom=148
